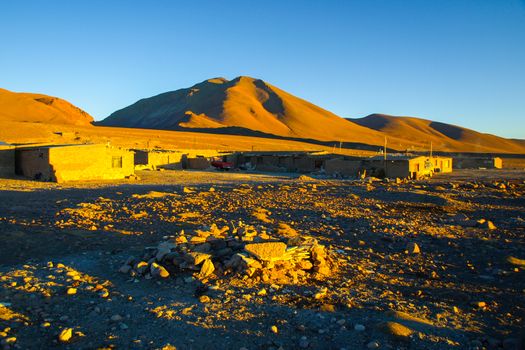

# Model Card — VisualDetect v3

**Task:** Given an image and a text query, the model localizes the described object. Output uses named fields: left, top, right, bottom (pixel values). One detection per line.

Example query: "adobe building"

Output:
left=453, top=157, right=502, bottom=169
left=134, top=149, right=184, bottom=170
left=430, top=156, right=453, bottom=173
left=325, top=155, right=453, bottom=179
left=0, top=141, right=15, bottom=177
left=133, top=148, right=225, bottom=170
left=235, top=151, right=329, bottom=173
left=15, top=144, right=134, bottom=182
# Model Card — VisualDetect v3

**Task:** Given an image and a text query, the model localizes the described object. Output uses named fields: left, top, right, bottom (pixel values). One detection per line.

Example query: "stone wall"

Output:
left=324, top=158, right=361, bottom=177
left=453, top=157, right=501, bottom=169
left=0, top=146, right=15, bottom=177
left=16, top=144, right=134, bottom=182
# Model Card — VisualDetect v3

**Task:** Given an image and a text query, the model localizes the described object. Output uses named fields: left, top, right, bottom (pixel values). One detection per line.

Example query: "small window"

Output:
left=112, top=156, right=122, bottom=168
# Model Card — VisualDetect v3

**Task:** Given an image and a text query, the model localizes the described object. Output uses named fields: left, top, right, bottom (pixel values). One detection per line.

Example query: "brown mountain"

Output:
left=0, top=88, right=93, bottom=126
left=100, top=76, right=393, bottom=147
left=101, top=77, right=525, bottom=153
left=351, top=114, right=525, bottom=153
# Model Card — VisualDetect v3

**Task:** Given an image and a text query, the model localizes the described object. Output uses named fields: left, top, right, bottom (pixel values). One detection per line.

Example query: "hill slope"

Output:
left=350, top=114, right=525, bottom=153
left=101, top=76, right=389, bottom=146
left=0, top=88, right=93, bottom=126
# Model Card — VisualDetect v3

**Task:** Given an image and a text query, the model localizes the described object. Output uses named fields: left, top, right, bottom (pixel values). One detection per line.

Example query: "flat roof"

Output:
left=369, top=154, right=425, bottom=161
left=16, top=143, right=103, bottom=150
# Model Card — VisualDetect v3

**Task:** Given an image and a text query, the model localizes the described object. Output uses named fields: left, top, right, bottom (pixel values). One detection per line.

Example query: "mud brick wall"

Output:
left=49, top=145, right=134, bottom=182
left=0, top=146, right=15, bottom=177
left=324, top=158, right=361, bottom=177
left=16, top=145, right=134, bottom=182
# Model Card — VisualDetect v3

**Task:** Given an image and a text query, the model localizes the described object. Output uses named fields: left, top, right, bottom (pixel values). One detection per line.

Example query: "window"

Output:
left=112, top=156, right=122, bottom=168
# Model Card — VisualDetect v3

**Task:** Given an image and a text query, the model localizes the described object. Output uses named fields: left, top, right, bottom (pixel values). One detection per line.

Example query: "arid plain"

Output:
left=0, top=168, right=524, bottom=349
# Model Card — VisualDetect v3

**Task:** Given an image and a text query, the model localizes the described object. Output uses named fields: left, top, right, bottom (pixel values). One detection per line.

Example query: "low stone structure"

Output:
left=15, top=144, right=134, bottom=182
left=133, top=148, right=226, bottom=170
left=120, top=223, right=336, bottom=284
left=325, top=155, right=453, bottom=179
left=0, top=141, right=15, bottom=177
left=453, top=157, right=502, bottom=169
left=235, top=151, right=329, bottom=173
left=185, top=156, right=212, bottom=170
left=134, top=149, right=184, bottom=170
left=431, top=156, right=453, bottom=173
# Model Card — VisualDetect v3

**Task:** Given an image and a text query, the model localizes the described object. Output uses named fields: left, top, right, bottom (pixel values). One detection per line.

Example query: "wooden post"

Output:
left=384, top=136, right=387, bottom=177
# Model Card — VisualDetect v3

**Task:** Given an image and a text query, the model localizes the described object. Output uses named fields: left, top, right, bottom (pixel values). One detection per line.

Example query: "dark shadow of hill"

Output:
left=429, top=121, right=466, bottom=140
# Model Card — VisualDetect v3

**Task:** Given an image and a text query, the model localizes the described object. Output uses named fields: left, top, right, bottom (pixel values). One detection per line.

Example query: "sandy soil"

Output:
left=0, top=169, right=524, bottom=349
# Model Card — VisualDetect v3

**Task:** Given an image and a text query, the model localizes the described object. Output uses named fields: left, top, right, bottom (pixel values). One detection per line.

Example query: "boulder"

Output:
left=198, top=259, right=215, bottom=279
left=244, top=242, right=287, bottom=261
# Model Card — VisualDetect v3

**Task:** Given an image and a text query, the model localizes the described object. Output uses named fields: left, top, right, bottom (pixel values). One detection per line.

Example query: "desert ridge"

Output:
left=0, top=88, right=93, bottom=126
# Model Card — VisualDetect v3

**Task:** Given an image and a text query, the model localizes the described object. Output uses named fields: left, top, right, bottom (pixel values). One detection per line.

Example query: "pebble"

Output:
left=354, top=324, right=365, bottom=331
left=58, top=328, right=73, bottom=342
left=471, top=301, right=486, bottom=308
left=199, top=295, right=211, bottom=303
left=380, top=321, right=414, bottom=338
left=299, top=336, right=309, bottom=348
left=406, top=242, right=420, bottom=254
left=110, top=314, right=123, bottom=322
left=367, top=341, right=380, bottom=349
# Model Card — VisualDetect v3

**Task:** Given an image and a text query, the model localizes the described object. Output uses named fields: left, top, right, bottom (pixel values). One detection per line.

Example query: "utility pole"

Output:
left=383, top=136, right=387, bottom=160
left=384, top=136, right=387, bottom=178
left=430, top=141, right=433, bottom=158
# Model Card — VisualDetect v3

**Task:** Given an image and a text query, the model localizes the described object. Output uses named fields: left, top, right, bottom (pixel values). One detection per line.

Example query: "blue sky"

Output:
left=1, top=0, right=524, bottom=138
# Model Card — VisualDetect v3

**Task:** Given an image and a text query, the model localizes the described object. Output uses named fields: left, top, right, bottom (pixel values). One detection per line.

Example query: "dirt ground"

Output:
left=0, top=169, right=524, bottom=350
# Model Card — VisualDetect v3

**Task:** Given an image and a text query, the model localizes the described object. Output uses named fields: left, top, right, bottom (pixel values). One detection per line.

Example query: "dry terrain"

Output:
left=0, top=169, right=524, bottom=349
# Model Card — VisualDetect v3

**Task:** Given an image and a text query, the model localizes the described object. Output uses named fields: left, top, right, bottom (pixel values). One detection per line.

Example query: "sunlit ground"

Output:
left=0, top=169, right=523, bottom=349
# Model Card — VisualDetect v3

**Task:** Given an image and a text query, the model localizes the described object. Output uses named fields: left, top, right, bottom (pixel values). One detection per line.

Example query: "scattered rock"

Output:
left=198, top=259, right=215, bottom=279
left=406, top=242, right=420, bottom=254
left=199, top=295, right=210, bottom=303
left=367, top=341, right=380, bottom=349
left=58, top=328, right=73, bottom=342
left=379, top=321, right=414, bottom=339
left=507, top=256, right=525, bottom=267
left=150, top=263, right=170, bottom=278
left=354, top=324, right=365, bottom=331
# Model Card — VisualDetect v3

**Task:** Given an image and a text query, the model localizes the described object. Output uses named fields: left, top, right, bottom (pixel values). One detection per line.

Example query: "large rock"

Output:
left=150, top=262, right=170, bottom=278
left=184, top=252, right=212, bottom=266
left=198, top=259, right=215, bottom=279
left=379, top=321, right=414, bottom=339
left=244, top=242, right=287, bottom=261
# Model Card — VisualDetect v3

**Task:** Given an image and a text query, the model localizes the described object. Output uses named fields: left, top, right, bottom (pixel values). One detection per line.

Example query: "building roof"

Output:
left=241, top=150, right=327, bottom=156
left=369, top=154, right=426, bottom=161
left=15, top=143, right=104, bottom=151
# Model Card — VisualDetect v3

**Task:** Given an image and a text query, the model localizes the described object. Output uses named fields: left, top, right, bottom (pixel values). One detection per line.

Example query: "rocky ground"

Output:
left=0, top=169, right=524, bottom=350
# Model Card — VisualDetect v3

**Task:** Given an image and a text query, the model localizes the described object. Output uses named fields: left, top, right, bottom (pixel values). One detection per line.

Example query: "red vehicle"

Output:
left=211, top=159, right=234, bottom=170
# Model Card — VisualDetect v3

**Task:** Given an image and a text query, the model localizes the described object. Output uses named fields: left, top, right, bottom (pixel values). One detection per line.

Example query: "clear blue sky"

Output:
left=1, top=0, right=524, bottom=138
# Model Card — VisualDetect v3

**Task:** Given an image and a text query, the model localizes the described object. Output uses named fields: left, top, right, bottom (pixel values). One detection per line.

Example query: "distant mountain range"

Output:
left=350, top=114, right=525, bottom=154
left=100, top=76, right=525, bottom=153
left=1, top=78, right=523, bottom=153
left=0, top=88, right=93, bottom=126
